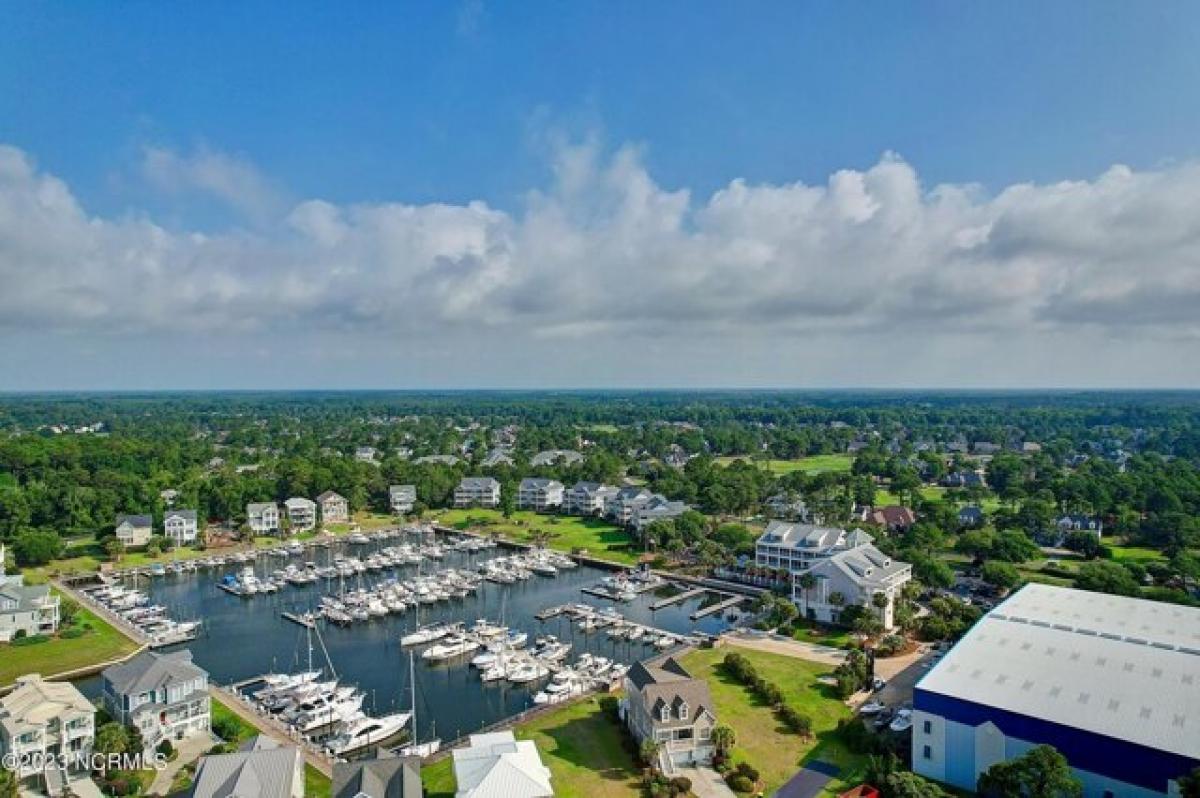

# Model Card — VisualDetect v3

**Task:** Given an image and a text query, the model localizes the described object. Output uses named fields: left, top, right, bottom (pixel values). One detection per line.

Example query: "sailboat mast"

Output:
left=409, top=650, right=417, bottom=743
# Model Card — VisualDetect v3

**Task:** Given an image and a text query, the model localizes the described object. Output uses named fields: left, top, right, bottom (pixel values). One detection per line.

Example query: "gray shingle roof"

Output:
left=103, top=649, right=206, bottom=696
left=163, top=509, right=197, bottom=523
left=190, top=739, right=301, bottom=798
left=116, top=514, right=153, bottom=528
left=333, top=754, right=422, bottom=798
left=627, top=656, right=715, bottom=730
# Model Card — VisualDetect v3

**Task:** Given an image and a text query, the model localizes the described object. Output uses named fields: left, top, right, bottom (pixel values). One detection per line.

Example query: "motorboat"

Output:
left=421, top=635, right=480, bottom=662
left=401, top=623, right=456, bottom=647
left=324, top=710, right=411, bottom=755
left=507, top=661, right=550, bottom=684
left=292, top=692, right=365, bottom=733
left=859, top=700, right=886, bottom=716
left=888, top=708, right=913, bottom=733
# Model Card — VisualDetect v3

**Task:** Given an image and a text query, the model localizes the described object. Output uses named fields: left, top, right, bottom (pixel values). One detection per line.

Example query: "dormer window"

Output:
left=678, top=702, right=689, bottom=719
left=660, top=705, right=671, bottom=722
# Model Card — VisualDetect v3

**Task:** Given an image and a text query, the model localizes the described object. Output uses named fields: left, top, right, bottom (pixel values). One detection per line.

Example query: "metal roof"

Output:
left=916, top=583, right=1200, bottom=760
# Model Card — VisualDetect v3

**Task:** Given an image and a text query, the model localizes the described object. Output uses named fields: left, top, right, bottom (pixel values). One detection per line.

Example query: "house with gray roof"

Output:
left=563, top=481, right=618, bottom=516
left=0, top=547, right=60, bottom=641
left=529, top=449, right=583, bottom=467
left=163, top=509, right=199, bottom=546
left=801, top=544, right=912, bottom=629
left=630, top=496, right=690, bottom=533
left=414, top=454, right=460, bottom=466
left=246, top=502, right=280, bottom=535
left=115, top=514, right=153, bottom=547
left=481, top=448, right=515, bottom=468
left=101, top=649, right=210, bottom=756
left=284, top=497, right=317, bottom=532
left=517, top=478, right=564, bottom=512
left=754, top=520, right=873, bottom=574
left=189, top=735, right=303, bottom=798
left=621, top=656, right=717, bottom=767
left=454, top=477, right=501, bottom=509
left=389, top=485, right=417, bottom=515
left=604, top=486, right=656, bottom=525
left=318, top=490, right=349, bottom=524
left=333, top=753, right=422, bottom=798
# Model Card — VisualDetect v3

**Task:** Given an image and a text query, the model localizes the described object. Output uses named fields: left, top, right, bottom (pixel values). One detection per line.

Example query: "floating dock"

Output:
left=690, top=595, right=745, bottom=620
left=650, top=587, right=706, bottom=610
left=281, top=611, right=316, bottom=629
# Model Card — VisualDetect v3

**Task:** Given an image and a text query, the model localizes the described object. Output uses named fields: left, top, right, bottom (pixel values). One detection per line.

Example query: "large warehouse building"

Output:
left=913, top=583, right=1199, bottom=797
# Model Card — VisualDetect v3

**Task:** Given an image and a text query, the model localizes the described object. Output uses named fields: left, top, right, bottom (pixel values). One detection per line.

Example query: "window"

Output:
left=660, top=706, right=671, bottom=722
left=923, top=720, right=931, bottom=734
left=678, top=702, right=689, bottom=719
left=922, top=745, right=932, bottom=760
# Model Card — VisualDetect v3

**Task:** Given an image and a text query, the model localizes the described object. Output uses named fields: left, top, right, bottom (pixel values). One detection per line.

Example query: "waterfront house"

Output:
left=563, top=481, right=618, bottom=516
left=604, top=487, right=655, bottom=525
left=284, top=497, right=317, bottom=533
left=389, top=485, right=417, bottom=515
left=517, top=478, right=565, bottom=512
left=318, top=491, right=350, bottom=524
left=452, top=730, right=553, bottom=798
left=101, top=649, right=210, bottom=757
left=630, top=496, right=690, bottom=533
left=800, top=544, right=912, bottom=629
left=454, top=477, right=501, bottom=509
left=115, top=514, right=153, bottom=548
left=247, top=502, right=280, bottom=535
left=333, top=753, right=422, bottom=798
left=0, top=674, right=94, bottom=784
left=190, top=735, right=303, bottom=798
left=529, top=449, right=583, bottom=467
left=621, top=656, right=716, bottom=767
left=0, top=547, right=60, bottom=641
left=163, top=509, right=199, bottom=546
left=754, top=520, right=873, bottom=574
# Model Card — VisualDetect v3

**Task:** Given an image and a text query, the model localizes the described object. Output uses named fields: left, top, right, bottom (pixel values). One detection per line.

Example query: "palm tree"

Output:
left=639, top=738, right=661, bottom=768
left=711, top=725, right=735, bottom=754
left=0, top=767, right=19, bottom=798
left=797, top=572, right=817, bottom=619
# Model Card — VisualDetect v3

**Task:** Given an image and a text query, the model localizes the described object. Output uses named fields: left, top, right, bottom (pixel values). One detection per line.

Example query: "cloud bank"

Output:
left=0, top=140, right=1198, bottom=387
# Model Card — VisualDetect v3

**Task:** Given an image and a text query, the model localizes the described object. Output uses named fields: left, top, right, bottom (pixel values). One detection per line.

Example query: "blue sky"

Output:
left=1, top=2, right=1199, bottom=389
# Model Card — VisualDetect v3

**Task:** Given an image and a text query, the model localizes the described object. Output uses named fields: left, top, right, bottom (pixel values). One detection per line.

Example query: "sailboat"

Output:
left=394, top=651, right=441, bottom=758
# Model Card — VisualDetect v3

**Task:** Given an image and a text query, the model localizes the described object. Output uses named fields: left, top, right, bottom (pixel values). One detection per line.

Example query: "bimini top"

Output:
left=916, top=582, right=1200, bottom=760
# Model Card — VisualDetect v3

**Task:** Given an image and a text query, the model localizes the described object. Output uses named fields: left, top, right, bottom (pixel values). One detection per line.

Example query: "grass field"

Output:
left=1107, top=544, right=1168, bottom=565
left=431, top=509, right=641, bottom=566
left=0, top=599, right=139, bottom=686
left=873, top=486, right=947, bottom=506
left=716, top=454, right=854, bottom=475
left=422, top=696, right=641, bottom=798
left=678, top=647, right=863, bottom=796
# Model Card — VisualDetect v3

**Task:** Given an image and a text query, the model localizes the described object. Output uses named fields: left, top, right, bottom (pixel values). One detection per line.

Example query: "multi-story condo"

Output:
left=0, top=547, right=60, bottom=642
left=517, top=478, right=565, bottom=512
left=246, top=502, right=280, bottom=535
left=101, top=650, right=210, bottom=757
left=317, top=491, right=349, bottom=524
left=563, top=481, right=619, bottom=516
left=284, top=497, right=317, bottom=533
left=605, top=487, right=655, bottom=525
left=0, top=675, right=94, bottom=784
left=621, top=656, right=717, bottom=768
left=115, top=514, right=153, bottom=547
left=163, top=509, right=198, bottom=546
left=754, top=520, right=874, bottom=573
left=454, top=477, right=501, bottom=509
left=389, top=485, right=417, bottom=515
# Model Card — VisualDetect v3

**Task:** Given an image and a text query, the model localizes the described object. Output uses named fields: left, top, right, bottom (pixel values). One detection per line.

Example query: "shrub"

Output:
left=727, top=774, right=755, bottom=793
left=156, top=739, right=174, bottom=757
left=669, top=776, right=692, bottom=795
left=735, top=763, right=760, bottom=782
left=212, top=715, right=242, bottom=742
left=61, top=627, right=86, bottom=639
left=12, top=633, right=50, bottom=646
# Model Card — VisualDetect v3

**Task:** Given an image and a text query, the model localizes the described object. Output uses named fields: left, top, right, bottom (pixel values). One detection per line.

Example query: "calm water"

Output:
left=80, top=536, right=738, bottom=744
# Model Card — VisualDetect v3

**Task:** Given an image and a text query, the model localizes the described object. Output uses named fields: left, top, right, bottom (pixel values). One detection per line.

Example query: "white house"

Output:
left=284, top=497, right=317, bottom=532
left=163, top=509, right=198, bottom=546
left=452, top=731, right=553, bottom=798
left=798, top=544, right=912, bottom=629
left=0, top=547, right=60, bottom=641
left=563, top=482, right=618, bottom=516
left=754, top=520, right=874, bottom=574
left=247, top=502, right=280, bottom=535
left=0, top=675, right=94, bottom=785
left=454, top=477, right=501, bottom=509
left=101, top=649, right=210, bottom=756
left=605, top=487, right=655, bottom=525
left=389, top=485, right=417, bottom=515
left=115, top=514, right=153, bottom=548
left=317, top=491, right=349, bottom=524
left=517, top=478, right=565, bottom=512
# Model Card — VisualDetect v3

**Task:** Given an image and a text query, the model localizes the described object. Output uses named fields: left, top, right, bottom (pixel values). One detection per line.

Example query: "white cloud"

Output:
left=2, top=139, right=1199, bottom=372
left=141, top=145, right=287, bottom=222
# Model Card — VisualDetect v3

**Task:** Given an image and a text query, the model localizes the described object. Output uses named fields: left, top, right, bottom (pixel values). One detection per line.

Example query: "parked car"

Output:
left=872, top=677, right=887, bottom=692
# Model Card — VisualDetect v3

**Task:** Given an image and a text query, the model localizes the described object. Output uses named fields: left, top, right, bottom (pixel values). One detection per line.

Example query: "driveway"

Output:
left=147, top=733, right=217, bottom=796
left=774, top=760, right=840, bottom=798
left=874, top=645, right=937, bottom=708
left=674, top=765, right=738, bottom=798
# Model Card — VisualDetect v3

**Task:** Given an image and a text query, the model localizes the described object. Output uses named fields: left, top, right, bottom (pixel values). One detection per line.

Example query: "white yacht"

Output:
left=325, top=710, right=411, bottom=756
left=421, top=635, right=480, bottom=662
left=292, top=692, right=365, bottom=733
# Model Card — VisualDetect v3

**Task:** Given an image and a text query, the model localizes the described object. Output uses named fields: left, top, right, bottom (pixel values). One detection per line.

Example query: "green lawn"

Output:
left=717, top=454, right=854, bottom=475
left=873, top=486, right=947, bottom=506
left=791, top=624, right=855, bottom=650
left=0, top=599, right=139, bottom=686
left=1107, top=544, right=1168, bottom=565
left=678, top=647, right=862, bottom=797
left=431, top=509, right=641, bottom=566
left=422, top=696, right=641, bottom=798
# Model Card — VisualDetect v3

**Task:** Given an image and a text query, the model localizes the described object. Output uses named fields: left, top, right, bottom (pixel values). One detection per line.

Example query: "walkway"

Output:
left=674, top=765, right=737, bottom=798
left=147, top=733, right=216, bottom=796
left=719, top=630, right=847, bottom=667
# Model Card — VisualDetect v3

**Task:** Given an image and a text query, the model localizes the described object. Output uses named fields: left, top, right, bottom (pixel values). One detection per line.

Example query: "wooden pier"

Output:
left=650, top=587, right=705, bottom=610
left=281, top=611, right=316, bottom=629
left=690, top=595, right=745, bottom=620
